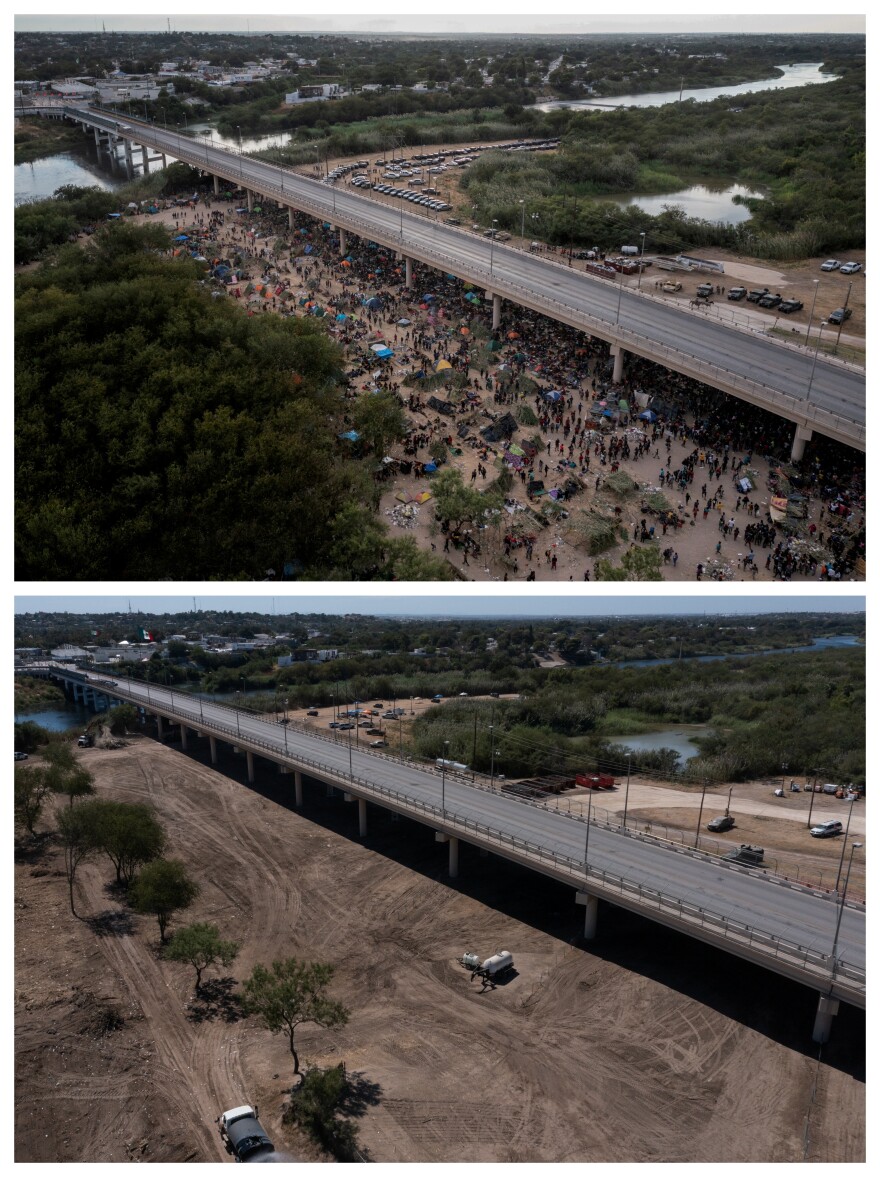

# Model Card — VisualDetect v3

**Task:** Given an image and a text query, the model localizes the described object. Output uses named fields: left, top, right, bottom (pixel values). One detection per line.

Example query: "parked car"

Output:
left=828, top=306, right=852, bottom=325
left=337, top=722, right=355, bottom=730
left=778, top=299, right=804, bottom=314
left=328, top=721, right=340, bottom=728
left=370, top=739, right=387, bottom=748
left=662, top=280, right=682, bottom=292
left=727, top=286, right=747, bottom=300
left=820, top=259, right=841, bottom=271
left=746, top=288, right=770, bottom=302
left=431, top=694, right=444, bottom=702
left=489, top=691, right=500, bottom=698
left=839, top=261, right=862, bottom=274
left=810, top=819, right=844, bottom=838
left=707, top=815, right=735, bottom=832
left=695, top=282, right=715, bottom=298
left=758, top=293, right=783, bottom=308
left=14, top=751, right=28, bottom=761
left=306, top=708, right=319, bottom=716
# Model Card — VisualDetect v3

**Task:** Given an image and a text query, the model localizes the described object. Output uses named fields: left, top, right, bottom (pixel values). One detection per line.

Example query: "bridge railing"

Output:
left=71, top=672, right=864, bottom=991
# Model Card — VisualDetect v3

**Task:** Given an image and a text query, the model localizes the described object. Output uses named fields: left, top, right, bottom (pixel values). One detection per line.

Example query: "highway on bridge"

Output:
left=52, top=106, right=866, bottom=450
left=83, top=670, right=864, bottom=983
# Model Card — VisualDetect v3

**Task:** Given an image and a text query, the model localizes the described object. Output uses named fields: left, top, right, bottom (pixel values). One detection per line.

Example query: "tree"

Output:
left=43, top=740, right=96, bottom=805
left=129, top=859, right=200, bottom=944
left=350, top=389, right=406, bottom=461
left=242, top=958, right=349, bottom=1080
left=164, top=922, right=240, bottom=996
left=287, top=1065, right=360, bottom=1160
left=14, top=766, right=52, bottom=837
left=106, top=703, right=139, bottom=735
left=57, top=800, right=102, bottom=916
left=14, top=720, right=51, bottom=754
left=92, top=800, right=167, bottom=885
left=595, top=545, right=664, bottom=581
left=432, top=467, right=497, bottom=530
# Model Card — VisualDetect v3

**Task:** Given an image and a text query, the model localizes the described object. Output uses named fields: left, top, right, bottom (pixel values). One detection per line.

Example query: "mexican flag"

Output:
left=139, top=628, right=153, bottom=641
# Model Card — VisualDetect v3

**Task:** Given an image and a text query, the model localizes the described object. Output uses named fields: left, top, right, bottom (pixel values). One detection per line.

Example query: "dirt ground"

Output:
left=15, top=738, right=865, bottom=1163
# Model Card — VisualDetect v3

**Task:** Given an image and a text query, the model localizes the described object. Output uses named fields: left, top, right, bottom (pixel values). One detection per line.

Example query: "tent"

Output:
left=372, top=346, right=394, bottom=359
left=435, top=359, right=452, bottom=372
left=736, top=477, right=754, bottom=494
left=335, top=313, right=348, bottom=322
left=366, top=296, right=383, bottom=309
left=423, top=462, right=438, bottom=473
left=338, top=430, right=361, bottom=442
left=397, top=318, right=411, bottom=326
left=488, top=339, right=502, bottom=351
left=542, top=390, right=563, bottom=403
left=639, top=410, right=658, bottom=423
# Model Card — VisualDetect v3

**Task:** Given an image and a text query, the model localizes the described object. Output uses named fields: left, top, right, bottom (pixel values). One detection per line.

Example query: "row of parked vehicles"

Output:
left=819, top=259, right=862, bottom=274
left=352, top=175, right=452, bottom=213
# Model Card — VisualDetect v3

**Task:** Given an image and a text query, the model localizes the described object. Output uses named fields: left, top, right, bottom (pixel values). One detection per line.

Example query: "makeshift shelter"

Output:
left=338, top=430, right=361, bottom=442
left=435, top=359, right=453, bottom=372
left=427, top=396, right=455, bottom=417
left=480, top=413, right=518, bottom=443
left=639, top=410, right=658, bottom=423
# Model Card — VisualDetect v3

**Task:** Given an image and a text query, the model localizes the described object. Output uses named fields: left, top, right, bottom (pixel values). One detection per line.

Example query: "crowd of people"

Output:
left=160, top=180, right=865, bottom=582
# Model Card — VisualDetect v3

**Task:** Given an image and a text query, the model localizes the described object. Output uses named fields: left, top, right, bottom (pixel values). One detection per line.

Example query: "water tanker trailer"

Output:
left=472, top=950, right=514, bottom=984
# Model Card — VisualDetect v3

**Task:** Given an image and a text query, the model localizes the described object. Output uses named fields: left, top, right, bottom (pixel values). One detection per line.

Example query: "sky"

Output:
left=13, top=4, right=865, bottom=35
left=14, top=592, right=866, bottom=618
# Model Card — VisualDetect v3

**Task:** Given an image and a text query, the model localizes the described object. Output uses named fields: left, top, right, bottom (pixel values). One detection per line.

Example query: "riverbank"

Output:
left=14, top=115, right=84, bottom=164
left=14, top=677, right=66, bottom=713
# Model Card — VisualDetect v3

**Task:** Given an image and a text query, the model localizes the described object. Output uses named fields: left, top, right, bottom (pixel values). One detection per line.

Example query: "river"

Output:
left=614, top=632, right=860, bottom=670
left=533, top=61, right=837, bottom=112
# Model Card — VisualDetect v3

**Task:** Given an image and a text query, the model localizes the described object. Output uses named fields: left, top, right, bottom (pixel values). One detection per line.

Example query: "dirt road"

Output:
left=15, top=738, right=864, bottom=1162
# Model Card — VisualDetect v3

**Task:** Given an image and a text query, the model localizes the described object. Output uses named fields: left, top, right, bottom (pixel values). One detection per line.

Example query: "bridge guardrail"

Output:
left=55, top=668, right=865, bottom=992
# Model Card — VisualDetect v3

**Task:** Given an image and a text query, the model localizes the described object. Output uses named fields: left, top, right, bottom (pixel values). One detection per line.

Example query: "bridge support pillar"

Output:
left=294, top=770, right=303, bottom=807
left=576, top=891, right=599, bottom=940
left=790, top=424, right=813, bottom=463
left=611, top=345, right=625, bottom=384
left=209, top=735, right=218, bottom=764
left=343, top=792, right=354, bottom=802
left=246, top=190, right=253, bottom=212
left=448, top=836, right=459, bottom=879
left=338, top=228, right=347, bottom=255
left=405, top=256, right=412, bottom=287
left=246, top=751, right=255, bottom=783
left=812, top=994, right=839, bottom=1044
left=141, top=144, right=150, bottom=173
left=180, top=725, right=188, bottom=750
left=358, top=798, right=368, bottom=838
left=288, top=206, right=295, bottom=229
left=156, top=715, right=164, bottom=737
left=160, top=154, right=167, bottom=169
left=492, top=293, right=501, bottom=330
left=213, top=174, right=220, bottom=194
left=93, top=127, right=101, bottom=145
left=123, top=138, right=133, bottom=166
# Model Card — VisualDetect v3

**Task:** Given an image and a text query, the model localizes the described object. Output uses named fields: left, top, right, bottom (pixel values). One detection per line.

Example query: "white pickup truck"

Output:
left=218, top=1105, right=274, bottom=1163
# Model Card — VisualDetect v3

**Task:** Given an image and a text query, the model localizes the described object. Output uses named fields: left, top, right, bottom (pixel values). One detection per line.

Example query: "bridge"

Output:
left=24, top=662, right=865, bottom=1042
left=24, top=103, right=865, bottom=458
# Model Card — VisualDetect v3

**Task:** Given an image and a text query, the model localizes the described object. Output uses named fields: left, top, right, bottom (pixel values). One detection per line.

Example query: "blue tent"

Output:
left=639, top=410, right=658, bottom=422
left=542, top=390, right=563, bottom=403
left=373, top=346, right=393, bottom=358
left=335, top=313, right=347, bottom=321
left=338, top=430, right=361, bottom=442
left=366, top=296, right=383, bottom=309
left=173, top=234, right=189, bottom=241
left=423, top=462, right=438, bottom=473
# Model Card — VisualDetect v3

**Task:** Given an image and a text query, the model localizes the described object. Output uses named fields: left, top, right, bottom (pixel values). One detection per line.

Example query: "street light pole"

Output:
left=829, top=841, right=862, bottom=980
left=805, top=278, right=820, bottom=342
left=833, top=796, right=857, bottom=893
left=441, top=740, right=449, bottom=816
left=694, top=779, right=708, bottom=848
left=489, top=725, right=496, bottom=791
left=490, top=218, right=498, bottom=274
left=519, top=198, right=525, bottom=243
left=622, top=753, right=632, bottom=831
left=637, top=231, right=646, bottom=289
left=616, top=272, right=624, bottom=324
left=584, top=787, right=594, bottom=873
left=348, top=728, right=353, bottom=780
left=805, top=321, right=827, bottom=403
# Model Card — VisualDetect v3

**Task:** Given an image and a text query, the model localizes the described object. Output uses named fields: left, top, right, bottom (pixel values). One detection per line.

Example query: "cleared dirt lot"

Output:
left=15, top=737, right=864, bottom=1162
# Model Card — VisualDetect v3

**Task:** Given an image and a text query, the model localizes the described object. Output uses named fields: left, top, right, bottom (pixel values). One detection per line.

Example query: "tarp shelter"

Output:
left=338, top=430, right=361, bottom=442
left=416, top=491, right=432, bottom=504
left=480, top=413, right=518, bottom=443
left=423, top=462, right=438, bottom=473
left=372, top=346, right=394, bottom=359
left=736, top=477, right=754, bottom=493
left=435, top=359, right=452, bottom=372
left=336, top=313, right=347, bottom=321
left=618, top=399, right=630, bottom=412
left=366, top=297, right=383, bottom=309
left=427, top=396, right=455, bottom=417
left=488, top=339, right=503, bottom=350
left=542, top=390, right=563, bottom=403
left=397, top=318, right=411, bottom=325
left=107, top=213, right=122, bottom=219
left=639, top=410, right=658, bottom=422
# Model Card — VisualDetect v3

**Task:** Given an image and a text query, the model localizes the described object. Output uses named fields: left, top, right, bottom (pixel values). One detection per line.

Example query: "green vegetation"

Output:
left=43, top=741, right=96, bottom=805
left=14, top=676, right=65, bottom=712
left=460, top=65, right=864, bottom=258
left=408, top=647, right=864, bottom=785
left=129, top=858, right=200, bottom=943
left=241, top=958, right=350, bottom=1081
left=164, top=922, right=240, bottom=996
left=14, top=117, right=84, bottom=164
left=285, top=1065, right=362, bottom=1161
left=15, top=221, right=452, bottom=581
left=90, top=800, right=167, bottom=885
left=14, top=767, right=52, bottom=837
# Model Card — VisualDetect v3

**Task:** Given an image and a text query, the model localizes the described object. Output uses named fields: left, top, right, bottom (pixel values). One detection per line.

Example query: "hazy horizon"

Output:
left=14, top=594, right=866, bottom=619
